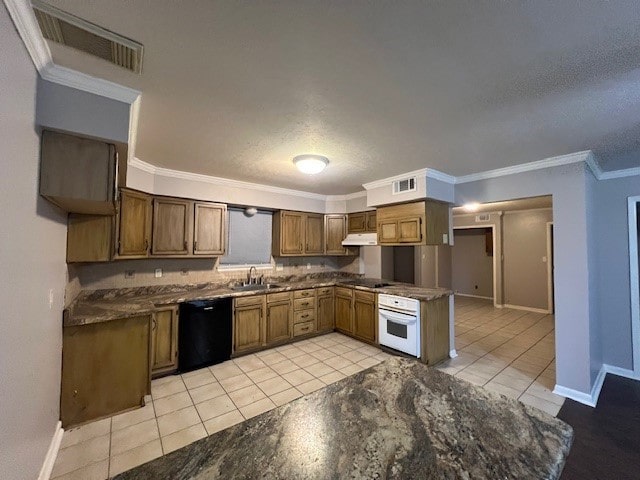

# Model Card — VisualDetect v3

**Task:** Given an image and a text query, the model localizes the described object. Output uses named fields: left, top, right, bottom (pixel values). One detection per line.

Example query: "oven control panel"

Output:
left=378, top=294, right=419, bottom=313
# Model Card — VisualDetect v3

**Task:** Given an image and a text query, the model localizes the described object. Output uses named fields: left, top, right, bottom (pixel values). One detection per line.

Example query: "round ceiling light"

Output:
left=293, top=155, right=329, bottom=174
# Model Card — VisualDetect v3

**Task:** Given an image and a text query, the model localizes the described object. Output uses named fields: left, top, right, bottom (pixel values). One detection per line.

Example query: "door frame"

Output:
left=452, top=225, right=499, bottom=308
left=628, top=197, right=640, bottom=376
left=546, top=222, right=554, bottom=314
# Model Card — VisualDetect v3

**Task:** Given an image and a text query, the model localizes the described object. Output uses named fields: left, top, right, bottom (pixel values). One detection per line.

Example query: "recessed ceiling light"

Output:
left=293, top=155, right=329, bottom=174
left=463, top=202, right=480, bottom=212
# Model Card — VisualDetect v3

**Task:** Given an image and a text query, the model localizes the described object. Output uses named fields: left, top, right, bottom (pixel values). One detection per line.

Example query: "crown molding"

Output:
left=455, top=150, right=593, bottom=184
left=425, top=168, right=457, bottom=184
left=325, top=191, right=367, bottom=202
left=362, top=167, right=456, bottom=191
left=597, top=166, right=640, bottom=180
left=4, top=0, right=52, bottom=71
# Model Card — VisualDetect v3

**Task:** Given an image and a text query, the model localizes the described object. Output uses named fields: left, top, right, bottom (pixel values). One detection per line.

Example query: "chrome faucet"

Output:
left=248, top=266, right=257, bottom=285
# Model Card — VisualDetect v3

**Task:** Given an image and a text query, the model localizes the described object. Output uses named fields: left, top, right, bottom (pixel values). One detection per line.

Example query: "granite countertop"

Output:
left=63, top=274, right=452, bottom=327
left=114, top=357, right=573, bottom=480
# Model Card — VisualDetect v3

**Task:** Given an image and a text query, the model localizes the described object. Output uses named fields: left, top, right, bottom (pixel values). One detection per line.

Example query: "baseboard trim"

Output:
left=449, top=349, right=458, bottom=359
left=603, top=364, right=640, bottom=381
left=503, top=304, right=551, bottom=314
left=553, top=365, right=607, bottom=408
left=38, top=421, right=63, bottom=480
left=454, top=293, right=493, bottom=300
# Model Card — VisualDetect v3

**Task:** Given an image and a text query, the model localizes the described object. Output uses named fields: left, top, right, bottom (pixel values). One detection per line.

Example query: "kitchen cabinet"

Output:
left=325, top=214, right=358, bottom=256
left=420, top=296, right=450, bottom=365
left=272, top=211, right=328, bottom=256
left=335, top=287, right=353, bottom=334
left=348, top=211, right=377, bottom=233
left=152, top=198, right=190, bottom=255
left=60, top=315, right=151, bottom=428
left=67, top=214, right=114, bottom=263
left=376, top=200, right=449, bottom=245
left=266, top=292, right=292, bottom=345
left=151, top=306, right=179, bottom=377
left=316, top=287, right=335, bottom=332
left=353, top=291, right=377, bottom=343
left=293, top=289, right=316, bottom=337
left=194, top=202, right=226, bottom=255
left=233, top=296, right=266, bottom=354
left=117, top=189, right=152, bottom=257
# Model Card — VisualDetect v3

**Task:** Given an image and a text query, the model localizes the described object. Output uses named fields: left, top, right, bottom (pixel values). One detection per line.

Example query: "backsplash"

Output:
left=66, top=255, right=361, bottom=306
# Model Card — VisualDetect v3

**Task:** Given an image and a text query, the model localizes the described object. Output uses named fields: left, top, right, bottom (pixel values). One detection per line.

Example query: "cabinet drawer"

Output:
left=317, top=287, right=333, bottom=296
left=293, top=321, right=315, bottom=337
left=235, top=295, right=264, bottom=307
left=336, top=287, right=353, bottom=298
left=294, top=297, right=316, bottom=311
left=266, top=291, right=292, bottom=303
left=355, top=290, right=376, bottom=303
left=294, top=289, right=316, bottom=299
left=294, top=310, right=315, bottom=324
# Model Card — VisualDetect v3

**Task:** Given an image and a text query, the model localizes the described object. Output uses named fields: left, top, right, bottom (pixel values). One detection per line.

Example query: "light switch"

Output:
left=155, top=268, right=162, bottom=278
left=442, top=233, right=448, bottom=244
left=48, top=289, right=54, bottom=310
left=542, top=256, right=547, bottom=263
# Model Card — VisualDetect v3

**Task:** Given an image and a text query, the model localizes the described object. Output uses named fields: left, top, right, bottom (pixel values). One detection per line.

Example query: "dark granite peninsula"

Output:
left=115, top=358, right=573, bottom=480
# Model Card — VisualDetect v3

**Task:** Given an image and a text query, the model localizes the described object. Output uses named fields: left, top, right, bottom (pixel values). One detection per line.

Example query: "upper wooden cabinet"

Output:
left=118, top=189, right=152, bottom=257
left=67, top=214, right=114, bottom=263
left=376, top=200, right=449, bottom=245
left=152, top=198, right=190, bottom=255
left=194, top=203, right=226, bottom=255
left=348, top=211, right=377, bottom=233
left=273, top=211, right=327, bottom=256
left=325, top=214, right=358, bottom=256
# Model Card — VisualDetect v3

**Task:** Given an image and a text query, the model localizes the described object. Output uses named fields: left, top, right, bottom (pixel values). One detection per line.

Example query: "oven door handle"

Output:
left=381, top=311, right=417, bottom=325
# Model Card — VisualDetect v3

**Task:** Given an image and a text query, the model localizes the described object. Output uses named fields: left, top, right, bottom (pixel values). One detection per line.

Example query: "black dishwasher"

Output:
left=178, top=298, right=232, bottom=373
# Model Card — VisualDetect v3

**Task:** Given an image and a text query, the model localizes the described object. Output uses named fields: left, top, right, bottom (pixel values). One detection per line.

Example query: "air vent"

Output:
left=392, top=177, right=417, bottom=195
left=476, top=214, right=490, bottom=222
left=32, top=0, right=143, bottom=74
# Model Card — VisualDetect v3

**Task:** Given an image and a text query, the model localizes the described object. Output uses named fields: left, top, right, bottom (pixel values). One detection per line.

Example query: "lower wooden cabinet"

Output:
left=61, top=315, right=151, bottom=428
left=233, top=296, right=266, bottom=354
left=353, top=291, right=377, bottom=343
left=335, top=287, right=353, bottom=334
left=421, top=296, right=450, bottom=365
left=317, top=287, right=335, bottom=332
left=151, top=306, right=179, bottom=377
left=266, top=294, right=293, bottom=345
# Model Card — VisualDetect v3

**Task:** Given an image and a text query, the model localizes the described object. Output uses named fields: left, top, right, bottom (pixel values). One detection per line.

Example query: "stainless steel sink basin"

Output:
left=231, top=283, right=281, bottom=292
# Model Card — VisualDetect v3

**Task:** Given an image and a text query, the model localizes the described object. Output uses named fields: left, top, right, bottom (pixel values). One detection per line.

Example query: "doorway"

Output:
left=451, top=226, right=496, bottom=305
left=628, top=198, right=640, bottom=376
left=546, top=222, right=555, bottom=314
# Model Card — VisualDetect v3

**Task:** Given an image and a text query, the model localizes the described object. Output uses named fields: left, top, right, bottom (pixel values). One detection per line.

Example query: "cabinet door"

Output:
left=67, top=214, right=114, bottom=263
left=194, top=203, right=226, bottom=255
left=305, top=214, right=324, bottom=254
left=366, top=211, right=377, bottom=232
left=317, top=293, right=335, bottom=332
left=325, top=215, right=348, bottom=255
left=118, top=190, right=151, bottom=257
left=266, top=301, right=292, bottom=344
left=281, top=212, right=304, bottom=255
left=234, top=303, right=264, bottom=353
left=151, top=307, right=179, bottom=376
left=378, top=219, right=398, bottom=244
left=335, top=294, right=353, bottom=333
left=353, top=293, right=376, bottom=343
left=398, top=216, right=422, bottom=243
left=61, top=315, right=150, bottom=428
left=152, top=198, right=190, bottom=255
left=348, top=213, right=366, bottom=233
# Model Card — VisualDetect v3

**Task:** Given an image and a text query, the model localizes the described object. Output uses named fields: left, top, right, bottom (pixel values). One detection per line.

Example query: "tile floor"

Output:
left=436, top=296, right=564, bottom=416
left=50, top=332, right=393, bottom=479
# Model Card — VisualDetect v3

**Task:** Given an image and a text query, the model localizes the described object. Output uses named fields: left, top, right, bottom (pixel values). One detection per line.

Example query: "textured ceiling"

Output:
left=44, top=0, right=640, bottom=194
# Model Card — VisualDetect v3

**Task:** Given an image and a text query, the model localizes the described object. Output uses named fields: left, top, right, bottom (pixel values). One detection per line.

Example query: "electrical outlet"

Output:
left=125, top=270, right=135, bottom=279
left=276, top=263, right=284, bottom=271
left=48, top=289, right=54, bottom=310
left=180, top=269, right=189, bottom=276
left=306, top=263, right=311, bottom=270
left=155, top=268, right=162, bottom=278
left=442, top=233, right=449, bottom=244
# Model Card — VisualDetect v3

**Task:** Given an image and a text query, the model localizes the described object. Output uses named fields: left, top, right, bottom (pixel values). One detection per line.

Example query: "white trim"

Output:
left=603, top=364, right=639, bottom=381
left=449, top=349, right=458, bottom=359
left=326, top=191, right=367, bottom=202
left=448, top=295, right=456, bottom=358
left=546, top=222, right=554, bottom=315
left=40, top=64, right=140, bottom=103
left=426, top=168, right=457, bottom=185
left=454, top=293, right=493, bottom=300
left=455, top=151, right=593, bottom=184
left=599, top=166, right=640, bottom=180
left=553, top=365, right=606, bottom=407
left=129, top=157, right=156, bottom=174
left=503, top=304, right=550, bottom=314
left=3, top=0, right=52, bottom=71
left=37, top=421, right=63, bottom=480
left=502, top=207, right=553, bottom=215
left=127, top=97, right=141, bottom=163
left=628, top=196, right=640, bottom=376
left=363, top=167, right=456, bottom=190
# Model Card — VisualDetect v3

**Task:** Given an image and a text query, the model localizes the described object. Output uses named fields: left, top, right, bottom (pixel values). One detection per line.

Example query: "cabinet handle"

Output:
left=194, top=240, right=198, bottom=251
left=152, top=318, right=157, bottom=330
left=144, top=239, right=149, bottom=252
left=184, top=240, right=188, bottom=250
left=302, top=314, right=309, bottom=318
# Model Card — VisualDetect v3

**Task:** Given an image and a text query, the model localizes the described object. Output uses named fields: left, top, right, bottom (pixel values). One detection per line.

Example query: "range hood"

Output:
left=342, top=232, right=378, bottom=246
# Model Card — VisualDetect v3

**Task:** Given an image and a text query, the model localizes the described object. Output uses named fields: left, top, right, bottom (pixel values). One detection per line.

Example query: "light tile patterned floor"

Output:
left=436, top=296, right=563, bottom=417
left=51, top=333, right=392, bottom=479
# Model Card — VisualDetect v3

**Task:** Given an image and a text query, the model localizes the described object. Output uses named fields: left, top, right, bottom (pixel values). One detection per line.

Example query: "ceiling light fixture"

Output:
left=293, top=155, right=329, bottom=174
left=463, top=202, right=480, bottom=212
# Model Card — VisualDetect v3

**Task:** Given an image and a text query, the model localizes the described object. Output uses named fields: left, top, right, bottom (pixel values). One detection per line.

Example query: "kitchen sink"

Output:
left=231, top=283, right=281, bottom=292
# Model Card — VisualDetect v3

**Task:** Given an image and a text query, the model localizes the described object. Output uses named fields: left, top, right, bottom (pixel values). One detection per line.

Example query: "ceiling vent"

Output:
left=475, top=214, right=490, bottom=222
left=392, top=176, right=417, bottom=195
left=32, top=0, right=143, bottom=74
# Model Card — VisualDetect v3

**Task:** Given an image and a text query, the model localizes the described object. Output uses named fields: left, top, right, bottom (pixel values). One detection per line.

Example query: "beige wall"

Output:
left=452, top=229, right=494, bottom=298
left=503, top=209, right=553, bottom=310
left=0, top=6, right=69, bottom=478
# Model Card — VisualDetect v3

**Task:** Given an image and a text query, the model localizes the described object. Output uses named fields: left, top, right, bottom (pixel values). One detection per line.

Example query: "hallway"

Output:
left=436, top=296, right=563, bottom=415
